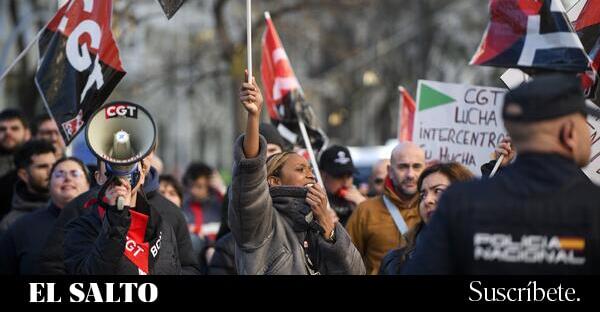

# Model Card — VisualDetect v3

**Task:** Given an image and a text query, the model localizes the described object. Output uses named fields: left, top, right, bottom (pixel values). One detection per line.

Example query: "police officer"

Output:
left=403, top=73, right=600, bottom=274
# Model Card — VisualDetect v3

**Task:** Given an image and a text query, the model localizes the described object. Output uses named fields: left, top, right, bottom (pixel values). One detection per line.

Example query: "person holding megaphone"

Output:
left=62, top=102, right=195, bottom=275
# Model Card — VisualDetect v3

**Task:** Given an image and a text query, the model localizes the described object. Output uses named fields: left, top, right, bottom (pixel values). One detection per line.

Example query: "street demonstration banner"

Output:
left=35, top=0, right=125, bottom=145
left=414, top=80, right=507, bottom=175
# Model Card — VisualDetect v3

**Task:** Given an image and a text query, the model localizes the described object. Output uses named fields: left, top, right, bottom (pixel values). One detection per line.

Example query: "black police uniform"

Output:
left=403, top=74, right=600, bottom=274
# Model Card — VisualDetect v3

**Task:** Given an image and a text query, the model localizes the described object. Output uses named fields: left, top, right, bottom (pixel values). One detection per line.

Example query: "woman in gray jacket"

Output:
left=229, top=73, right=365, bottom=275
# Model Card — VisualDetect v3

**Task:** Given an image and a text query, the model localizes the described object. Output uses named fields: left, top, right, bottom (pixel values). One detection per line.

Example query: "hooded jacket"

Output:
left=345, top=177, right=421, bottom=274
left=39, top=167, right=200, bottom=275
left=0, top=180, right=49, bottom=234
left=228, top=135, right=365, bottom=275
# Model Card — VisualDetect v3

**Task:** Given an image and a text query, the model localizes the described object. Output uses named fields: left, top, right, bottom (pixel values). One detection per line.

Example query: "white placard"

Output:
left=414, top=80, right=508, bottom=175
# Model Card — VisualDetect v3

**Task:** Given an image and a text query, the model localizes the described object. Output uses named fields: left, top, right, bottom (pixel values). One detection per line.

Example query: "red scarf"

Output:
left=93, top=197, right=160, bottom=275
left=384, top=175, right=401, bottom=198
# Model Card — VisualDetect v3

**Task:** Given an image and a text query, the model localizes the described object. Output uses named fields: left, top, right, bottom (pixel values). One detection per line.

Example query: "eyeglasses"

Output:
left=52, top=170, right=85, bottom=179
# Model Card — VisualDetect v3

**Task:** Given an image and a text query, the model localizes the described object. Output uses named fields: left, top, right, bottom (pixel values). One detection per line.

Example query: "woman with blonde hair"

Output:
left=228, top=72, right=365, bottom=275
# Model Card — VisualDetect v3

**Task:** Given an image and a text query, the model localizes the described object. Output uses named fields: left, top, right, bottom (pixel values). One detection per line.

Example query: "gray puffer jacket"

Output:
left=229, top=135, right=365, bottom=275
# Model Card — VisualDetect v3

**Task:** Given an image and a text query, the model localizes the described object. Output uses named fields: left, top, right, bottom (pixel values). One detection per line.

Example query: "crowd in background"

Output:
left=1, top=73, right=598, bottom=275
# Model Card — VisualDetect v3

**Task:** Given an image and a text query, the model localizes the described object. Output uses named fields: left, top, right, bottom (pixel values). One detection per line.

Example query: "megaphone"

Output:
left=86, top=101, right=157, bottom=210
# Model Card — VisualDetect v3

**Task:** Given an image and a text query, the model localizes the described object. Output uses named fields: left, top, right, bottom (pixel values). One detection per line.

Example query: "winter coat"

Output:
left=0, top=180, right=49, bottom=234
left=403, top=153, right=600, bottom=274
left=327, top=192, right=355, bottom=226
left=39, top=168, right=200, bottom=275
left=64, top=194, right=182, bottom=275
left=207, top=232, right=237, bottom=275
left=228, top=135, right=365, bottom=275
left=0, top=203, right=61, bottom=274
left=0, top=153, right=14, bottom=178
left=0, top=170, right=18, bottom=220
left=379, top=221, right=424, bottom=275
left=345, top=178, right=421, bottom=274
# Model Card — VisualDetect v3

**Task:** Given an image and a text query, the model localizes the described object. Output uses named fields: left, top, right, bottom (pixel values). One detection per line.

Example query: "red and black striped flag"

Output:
left=35, top=0, right=126, bottom=145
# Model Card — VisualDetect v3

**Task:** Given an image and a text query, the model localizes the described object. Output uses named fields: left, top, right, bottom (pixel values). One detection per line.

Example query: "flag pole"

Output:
left=0, top=27, right=45, bottom=83
left=298, top=118, right=324, bottom=187
left=489, top=155, right=504, bottom=177
left=246, top=0, right=252, bottom=83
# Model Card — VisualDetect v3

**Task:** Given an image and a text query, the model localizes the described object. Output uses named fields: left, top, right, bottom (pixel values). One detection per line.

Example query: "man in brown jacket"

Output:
left=346, top=142, right=425, bottom=274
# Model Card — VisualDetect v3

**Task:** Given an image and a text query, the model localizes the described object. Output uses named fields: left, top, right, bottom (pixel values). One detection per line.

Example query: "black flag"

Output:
left=157, top=0, right=186, bottom=20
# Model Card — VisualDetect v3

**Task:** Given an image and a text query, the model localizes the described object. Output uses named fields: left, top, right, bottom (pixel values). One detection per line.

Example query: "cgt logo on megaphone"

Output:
left=105, top=104, right=138, bottom=119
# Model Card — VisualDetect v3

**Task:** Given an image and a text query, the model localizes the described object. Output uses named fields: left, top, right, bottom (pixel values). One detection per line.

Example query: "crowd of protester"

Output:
left=0, top=73, right=598, bottom=275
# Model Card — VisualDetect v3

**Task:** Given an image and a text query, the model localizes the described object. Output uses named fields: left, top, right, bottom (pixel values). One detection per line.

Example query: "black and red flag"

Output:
left=471, top=0, right=591, bottom=73
left=261, top=12, right=327, bottom=152
left=35, top=0, right=126, bottom=145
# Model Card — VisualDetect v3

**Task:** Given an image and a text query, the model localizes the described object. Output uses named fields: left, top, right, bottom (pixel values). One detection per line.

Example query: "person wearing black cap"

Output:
left=319, top=145, right=366, bottom=226
left=403, top=73, right=600, bottom=274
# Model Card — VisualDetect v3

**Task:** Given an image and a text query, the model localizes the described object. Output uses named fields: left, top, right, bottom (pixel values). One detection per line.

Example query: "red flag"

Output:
left=398, top=87, right=415, bottom=142
left=261, top=12, right=301, bottom=121
left=35, top=0, right=126, bottom=145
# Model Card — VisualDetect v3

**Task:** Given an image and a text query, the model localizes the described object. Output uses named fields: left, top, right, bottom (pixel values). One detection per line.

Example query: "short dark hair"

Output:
left=14, top=139, right=56, bottom=169
left=31, top=113, right=52, bottom=136
left=50, top=157, right=92, bottom=185
left=0, top=108, right=28, bottom=128
left=183, top=162, right=213, bottom=187
left=159, top=174, right=184, bottom=202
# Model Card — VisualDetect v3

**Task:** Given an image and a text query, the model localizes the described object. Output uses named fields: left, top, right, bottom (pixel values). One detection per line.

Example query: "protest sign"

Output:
left=414, top=80, right=508, bottom=174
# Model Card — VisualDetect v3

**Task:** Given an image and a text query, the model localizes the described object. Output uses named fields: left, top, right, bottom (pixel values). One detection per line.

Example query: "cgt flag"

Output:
left=261, top=12, right=327, bottom=151
left=470, top=0, right=591, bottom=73
left=398, top=87, right=416, bottom=142
left=35, top=0, right=126, bottom=145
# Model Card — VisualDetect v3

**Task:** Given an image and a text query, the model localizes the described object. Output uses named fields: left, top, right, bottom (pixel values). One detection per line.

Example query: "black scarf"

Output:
left=270, top=186, right=325, bottom=273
